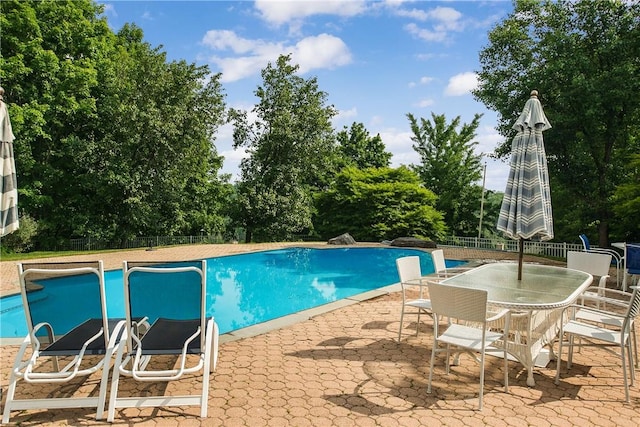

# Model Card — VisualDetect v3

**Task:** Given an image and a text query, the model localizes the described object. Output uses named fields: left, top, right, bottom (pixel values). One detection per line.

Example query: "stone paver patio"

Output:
left=1, top=243, right=637, bottom=425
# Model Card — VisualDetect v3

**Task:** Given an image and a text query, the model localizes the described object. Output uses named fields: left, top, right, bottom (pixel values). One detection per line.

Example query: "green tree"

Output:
left=1, top=0, right=114, bottom=247
left=612, top=154, right=640, bottom=241
left=474, top=0, right=640, bottom=246
left=477, top=190, right=503, bottom=239
left=314, top=166, right=446, bottom=242
left=1, top=0, right=230, bottom=248
left=407, top=112, right=483, bottom=236
left=90, top=24, right=229, bottom=246
left=336, top=122, right=392, bottom=169
left=229, top=54, right=337, bottom=242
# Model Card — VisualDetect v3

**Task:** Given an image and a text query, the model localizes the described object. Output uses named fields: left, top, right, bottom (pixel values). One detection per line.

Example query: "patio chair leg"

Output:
left=398, top=311, right=405, bottom=342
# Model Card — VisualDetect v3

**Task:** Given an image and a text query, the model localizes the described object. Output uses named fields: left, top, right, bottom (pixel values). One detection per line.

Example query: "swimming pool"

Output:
left=0, top=247, right=464, bottom=338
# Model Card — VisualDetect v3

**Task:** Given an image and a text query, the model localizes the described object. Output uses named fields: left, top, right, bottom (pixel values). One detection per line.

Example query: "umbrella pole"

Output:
left=518, top=239, right=524, bottom=280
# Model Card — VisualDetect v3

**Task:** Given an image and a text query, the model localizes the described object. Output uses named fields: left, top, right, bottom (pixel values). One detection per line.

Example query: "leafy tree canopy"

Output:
left=1, top=0, right=229, bottom=248
left=314, top=166, right=446, bottom=242
left=408, top=112, right=483, bottom=236
left=229, top=54, right=337, bottom=242
left=474, top=0, right=640, bottom=245
left=336, top=122, right=392, bottom=169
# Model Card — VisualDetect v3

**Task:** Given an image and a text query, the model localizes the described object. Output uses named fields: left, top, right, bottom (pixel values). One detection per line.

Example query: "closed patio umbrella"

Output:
left=497, top=90, right=553, bottom=280
left=1, top=86, right=18, bottom=237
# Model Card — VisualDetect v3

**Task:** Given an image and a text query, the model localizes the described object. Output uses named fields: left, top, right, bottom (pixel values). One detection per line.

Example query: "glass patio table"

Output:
left=440, top=262, right=593, bottom=386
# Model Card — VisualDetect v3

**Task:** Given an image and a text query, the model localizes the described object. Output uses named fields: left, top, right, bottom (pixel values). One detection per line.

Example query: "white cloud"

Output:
left=202, top=30, right=263, bottom=54
left=255, top=0, right=366, bottom=25
left=475, top=125, right=509, bottom=191
left=428, top=7, right=463, bottom=31
left=293, top=34, right=352, bottom=73
left=415, top=98, right=435, bottom=108
left=333, top=107, right=358, bottom=126
left=102, top=3, right=116, bottom=17
left=394, top=7, right=429, bottom=21
left=409, top=76, right=435, bottom=87
left=483, top=157, right=510, bottom=191
left=377, top=128, right=416, bottom=165
left=211, top=55, right=271, bottom=83
left=445, top=72, right=478, bottom=96
left=403, top=6, right=465, bottom=43
left=475, top=125, right=504, bottom=156
left=405, top=22, right=447, bottom=43
left=202, top=31, right=351, bottom=83
left=415, top=52, right=448, bottom=61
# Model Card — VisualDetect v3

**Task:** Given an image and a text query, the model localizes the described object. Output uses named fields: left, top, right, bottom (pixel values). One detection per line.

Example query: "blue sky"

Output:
left=102, top=0, right=515, bottom=191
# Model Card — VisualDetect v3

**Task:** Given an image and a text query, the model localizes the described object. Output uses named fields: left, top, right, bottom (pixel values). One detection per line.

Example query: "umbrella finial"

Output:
left=530, top=90, right=538, bottom=98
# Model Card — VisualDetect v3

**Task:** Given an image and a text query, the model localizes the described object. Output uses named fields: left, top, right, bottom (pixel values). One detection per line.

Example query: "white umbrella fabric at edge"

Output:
left=0, top=86, right=19, bottom=237
left=497, top=90, right=553, bottom=280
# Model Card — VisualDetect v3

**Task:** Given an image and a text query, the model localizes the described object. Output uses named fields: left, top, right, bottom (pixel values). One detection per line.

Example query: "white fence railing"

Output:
left=68, top=234, right=225, bottom=251
left=439, top=236, right=584, bottom=259
left=67, top=234, right=585, bottom=260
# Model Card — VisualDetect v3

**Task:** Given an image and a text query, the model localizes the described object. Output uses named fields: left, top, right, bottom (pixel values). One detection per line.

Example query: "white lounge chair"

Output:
left=106, top=260, right=219, bottom=421
left=3, top=261, right=124, bottom=423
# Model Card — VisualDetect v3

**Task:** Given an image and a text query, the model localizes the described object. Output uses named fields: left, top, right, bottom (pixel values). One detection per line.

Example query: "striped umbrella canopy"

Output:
left=497, top=90, right=553, bottom=279
left=1, top=89, right=18, bottom=237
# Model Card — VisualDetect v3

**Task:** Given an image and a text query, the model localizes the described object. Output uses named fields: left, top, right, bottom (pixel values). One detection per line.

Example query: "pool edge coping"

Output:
left=0, top=282, right=405, bottom=347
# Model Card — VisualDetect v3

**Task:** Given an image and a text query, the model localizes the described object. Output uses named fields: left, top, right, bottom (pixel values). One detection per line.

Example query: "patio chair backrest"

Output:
left=396, top=256, right=422, bottom=283
left=627, top=244, right=640, bottom=275
left=429, top=282, right=488, bottom=324
left=431, top=249, right=447, bottom=276
left=18, top=261, right=108, bottom=342
left=627, top=286, right=640, bottom=322
left=567, top=251, right=611, bottom=279
left=123, top=260, right=207, bottom=350
left=579, top=234, right=591, bottom=250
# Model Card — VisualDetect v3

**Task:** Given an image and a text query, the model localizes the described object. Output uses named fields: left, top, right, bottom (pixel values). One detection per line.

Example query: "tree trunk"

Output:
left=598, top=220, right=609, bottom=248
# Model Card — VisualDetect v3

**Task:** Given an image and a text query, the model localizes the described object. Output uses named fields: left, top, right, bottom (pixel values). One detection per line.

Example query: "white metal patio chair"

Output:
left=427, top=282, right=510, bottom=410
left=555, top=285, right=640, bottom=403
left=430, top=249, right=471, bottom=279
left=568, top=251, right=638, bottom=368
left=106, top=260, right=219, bottom=422
left=2, top=261, right=124, bottom=423
left=396, top=256, right=432, bottom=341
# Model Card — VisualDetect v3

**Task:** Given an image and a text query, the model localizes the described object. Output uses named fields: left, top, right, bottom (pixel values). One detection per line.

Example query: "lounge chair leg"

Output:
left=107, top=333, right=128, bottom=422
left=2, top=371, right=19, bottom=424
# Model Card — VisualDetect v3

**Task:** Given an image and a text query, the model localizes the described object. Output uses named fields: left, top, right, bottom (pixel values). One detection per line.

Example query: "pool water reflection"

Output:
left=0, top=247, right=464, bottom=337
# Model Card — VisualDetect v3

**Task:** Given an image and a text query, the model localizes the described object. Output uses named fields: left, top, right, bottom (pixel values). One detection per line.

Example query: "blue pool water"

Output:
left=0, top=247, right=465, bottom=338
